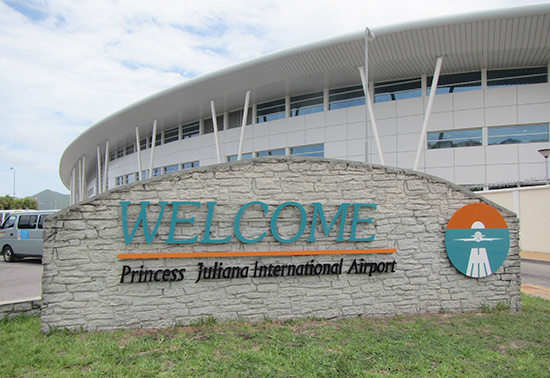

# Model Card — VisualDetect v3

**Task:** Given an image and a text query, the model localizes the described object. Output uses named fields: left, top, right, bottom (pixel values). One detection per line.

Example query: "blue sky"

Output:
left=0, top=0, right=544, bottom=198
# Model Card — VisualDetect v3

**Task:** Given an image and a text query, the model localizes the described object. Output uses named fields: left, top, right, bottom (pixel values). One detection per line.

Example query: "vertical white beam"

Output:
left=149, top=119, right=158, bottom=176
left=71, top=168, right=76, bottom=205
left=96, top=145, right=102, bottom=195
left=77, top=159, right=82, bottom=202
left=81, top=156, right=86, bottom=200
left=135, top=127, right=142, bottom=180
left=210, top=101, right=222, bottom=163
left=238, top=91, right=251, bottom=160
left=414, top=56, right=444, bottom=171
left=359, top=66, right=385, bottom=165
left=103, top=140, right=110, bottom=192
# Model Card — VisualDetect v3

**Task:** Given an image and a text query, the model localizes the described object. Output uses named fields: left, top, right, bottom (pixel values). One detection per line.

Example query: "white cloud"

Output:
left=0, top=0, right=544, bottom=198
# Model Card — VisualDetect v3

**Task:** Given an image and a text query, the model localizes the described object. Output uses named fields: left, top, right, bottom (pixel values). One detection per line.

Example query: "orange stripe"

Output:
left=118, top=248, right=397, bottom=259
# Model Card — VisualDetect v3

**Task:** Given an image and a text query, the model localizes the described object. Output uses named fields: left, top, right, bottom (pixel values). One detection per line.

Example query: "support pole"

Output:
left=81, top=156, right=86, bottom=200
left=211, top=101, right=222, bottom=163
left=136, top=127, right=142, bottom=180
left=149, top=119, right=157, bottom=176
left=238, top=91, right=251, bottom=160
left=96, top=145, right=102, bottom=195
left=359, top=66, right=385, bottom=165
left=414, top=56, right=444, bottom=171
left=71, top=168, right=76, bottom=205
left=103, top=140, right=109, bottom=193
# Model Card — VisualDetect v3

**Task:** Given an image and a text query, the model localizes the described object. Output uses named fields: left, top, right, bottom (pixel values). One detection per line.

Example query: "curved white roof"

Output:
left=60, top=3, right=550, bottom=188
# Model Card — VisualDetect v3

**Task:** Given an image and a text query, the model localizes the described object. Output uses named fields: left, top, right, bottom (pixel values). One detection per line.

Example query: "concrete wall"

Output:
left=43, top=157, right=521, bottom=332
left=481, top=185, right=550, bottom=253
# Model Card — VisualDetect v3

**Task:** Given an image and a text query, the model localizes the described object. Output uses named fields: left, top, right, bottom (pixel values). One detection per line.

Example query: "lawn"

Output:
left=1, top=294, right=549, bottom=377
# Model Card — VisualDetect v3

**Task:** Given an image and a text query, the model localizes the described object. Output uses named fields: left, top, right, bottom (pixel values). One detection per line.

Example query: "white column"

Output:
left=210, top=101, right=222, bottom=163
left=103, top=140, right=110, bottom=192
left=238, top=91, right=251, bottom=160
left=135, top=127, right=142, bottom=180
left=414, top=56, right=444, bottom=171
left=96, top=146, right=102, bottom=195
left=149, top=119, right=158, bottom=176
left=359, top=66, right=385, bottom=165
left=81, top=156, right=86, bottom=200
left=71, top=168, right=76, bottom=205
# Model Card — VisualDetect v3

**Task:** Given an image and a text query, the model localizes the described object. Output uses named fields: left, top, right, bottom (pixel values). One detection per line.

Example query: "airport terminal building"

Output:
left=60, top=4, right=550, bottom=204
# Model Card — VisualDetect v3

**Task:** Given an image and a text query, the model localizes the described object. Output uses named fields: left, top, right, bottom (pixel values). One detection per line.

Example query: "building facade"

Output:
left=60, top=4, right=550, bottom=203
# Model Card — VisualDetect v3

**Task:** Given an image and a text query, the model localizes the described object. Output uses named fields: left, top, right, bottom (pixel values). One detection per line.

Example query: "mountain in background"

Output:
left=33, top=189, right=70, bottom=210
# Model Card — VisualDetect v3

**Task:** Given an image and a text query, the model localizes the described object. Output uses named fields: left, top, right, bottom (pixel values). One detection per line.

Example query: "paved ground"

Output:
left=520, top=251, right=550, bottom=300
left=1, top=253, right=549, bottom=304
left=0, top=258, right=42, bottom=304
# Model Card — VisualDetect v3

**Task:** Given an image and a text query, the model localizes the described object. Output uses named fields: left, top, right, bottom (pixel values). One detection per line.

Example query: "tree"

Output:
left=0, top=195, right=38, bottom=210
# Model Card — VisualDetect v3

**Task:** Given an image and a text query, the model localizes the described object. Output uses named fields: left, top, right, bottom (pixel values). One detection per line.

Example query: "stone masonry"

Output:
left=41, top=157, right=521, bottom=332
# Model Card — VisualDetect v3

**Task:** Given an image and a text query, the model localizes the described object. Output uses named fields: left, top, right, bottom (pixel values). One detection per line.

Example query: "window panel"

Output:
left=329, top=85, right=365, bottom=110
left=488, top=124, right=549, bottom=145
left=290, top=144, right=324, bottom=157
left=164, top=127, right=179, bottom=144
left=228, top=153, right=253, bottom=162
left=182, top=161, right=200, bottom=169
left=427, top=129, right=482, bottom=149
left=125, top=143, right=134, bottom=155
left=257, top=98, right=285, bottom=123
left=164, top=164, right=179, bottom=173
left=427, top=71, right=481, bottom=95
left=228, top=108, right=253, bottom=129
left=257, top=148, right=286, bottom=157
left=152, top=168, right=162, bottom=177
left=290, top=91, right=324, bottom=117
left=181, top=121, right=199, bottom=138
left=374, top=78, right=421, bottom=103
left=488, top=66, right=548, bottom=87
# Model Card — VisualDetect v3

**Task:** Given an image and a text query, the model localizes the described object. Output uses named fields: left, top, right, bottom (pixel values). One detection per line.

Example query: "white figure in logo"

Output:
left=455, top=221, right=502, bottom=278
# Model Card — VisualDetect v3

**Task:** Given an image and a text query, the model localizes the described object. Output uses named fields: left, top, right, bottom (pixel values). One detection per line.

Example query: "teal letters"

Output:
left=120, top=201, right=376, bottom=245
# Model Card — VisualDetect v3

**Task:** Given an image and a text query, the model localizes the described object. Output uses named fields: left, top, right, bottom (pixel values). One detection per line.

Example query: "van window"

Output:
left=2, top=215, right=16, bottom=229
left=38, top=215, right=49, bottom=229
left=18, top=215, right=38, bottom=230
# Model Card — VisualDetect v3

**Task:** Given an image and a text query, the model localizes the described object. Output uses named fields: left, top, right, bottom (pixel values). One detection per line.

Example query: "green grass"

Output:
left=1, top=294, right=549, bottom=377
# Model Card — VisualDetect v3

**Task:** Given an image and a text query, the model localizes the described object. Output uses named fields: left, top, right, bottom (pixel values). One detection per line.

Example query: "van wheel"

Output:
left=3, top=246, right=15, bottom=262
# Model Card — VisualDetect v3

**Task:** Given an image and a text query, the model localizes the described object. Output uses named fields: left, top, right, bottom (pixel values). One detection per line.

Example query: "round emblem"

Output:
left=445, top=203, right=510, bottom=278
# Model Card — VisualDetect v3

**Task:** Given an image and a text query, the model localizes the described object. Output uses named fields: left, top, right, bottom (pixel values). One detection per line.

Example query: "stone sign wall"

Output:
left=41, top=157, right=521, bottom=332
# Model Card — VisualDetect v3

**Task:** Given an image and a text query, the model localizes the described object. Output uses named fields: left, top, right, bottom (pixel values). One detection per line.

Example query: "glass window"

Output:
left=427, top=71, right=481, bottom=95
left=164, top=127, right=179, bottom=144
left=488, top=66, right=548, bottom=87
left=290, top=144, right=324, bottom=157
left=110, top=152, right=116, bottom=161
left=2, top=216, right=15, bottom=229
left=374, top=78, right=421, bottom=103
left=228, top=153, right=253, bottom=162
left=257, top=148, right=285, bottom=157
left=126, top=173, right=136, bottom=184
left=152, top=168, right=162, bottom=177
left=228, top=108, right=253, bottom=129
left=164, top=164, right=179, bottom=173
left=488, top=124, right=549, bottom=145
left=38, top=215, right=49, bottom=229
left=290, top=91, right=324, bottom=117
left=116, top=176, right=124, bottom=186
left=141, top=170, right=148, bottom=180
left=329, top=85, right=365, bottom=110
left=182, top=121, right=200, bottom=139
left=427, top=129, right=483, bottom=149
left=116, top=148, right=124, bottom=159
left=203, top=115, right=224, bottom=134
left=125, top=143, right=134, bottom=155
left=182, top=161, right=200, bottom=169
left=140, top=138, right=148, bottom=150
left=18, top=215, right=38, bottom=229
left=257, top=98, right=286, bottom=123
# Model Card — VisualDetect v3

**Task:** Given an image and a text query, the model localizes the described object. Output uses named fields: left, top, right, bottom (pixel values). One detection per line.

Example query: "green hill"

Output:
left=32, top=189, right=70, bottom=210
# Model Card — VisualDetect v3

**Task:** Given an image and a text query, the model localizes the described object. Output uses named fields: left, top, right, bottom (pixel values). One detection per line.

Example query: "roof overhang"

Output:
left=60, top=3, right=550, bottom=188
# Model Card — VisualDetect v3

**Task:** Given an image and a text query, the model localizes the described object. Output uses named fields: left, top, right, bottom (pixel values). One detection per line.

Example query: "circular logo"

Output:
left=445, top=203, right=510, bottom=278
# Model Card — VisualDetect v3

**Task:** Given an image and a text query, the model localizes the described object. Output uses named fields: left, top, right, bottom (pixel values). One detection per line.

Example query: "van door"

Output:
left=16, top=214, right=42, bottom=256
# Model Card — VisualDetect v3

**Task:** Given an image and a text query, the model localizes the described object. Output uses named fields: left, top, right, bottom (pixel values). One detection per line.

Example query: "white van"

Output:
left=0, top=210, right=55, bottom=262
